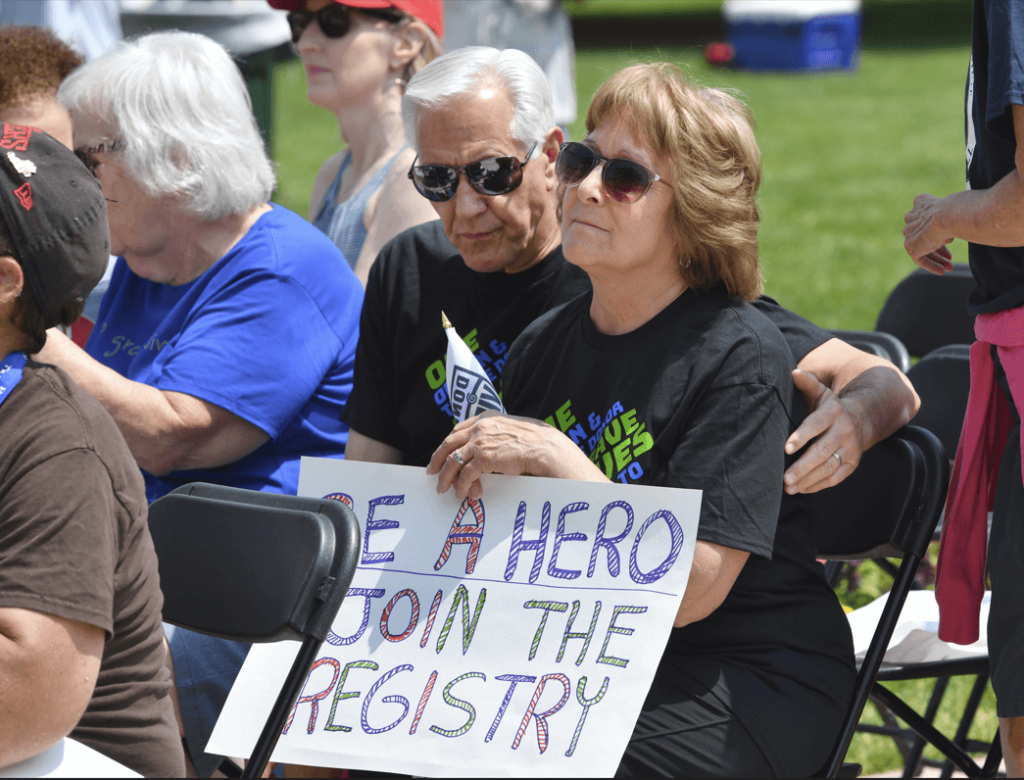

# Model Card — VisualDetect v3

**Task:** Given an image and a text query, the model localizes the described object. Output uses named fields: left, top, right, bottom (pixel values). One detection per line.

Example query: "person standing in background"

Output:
left=443, top=0, right=577, bottom=135
left=267, top=0, right=443, bottom=284
left=903, top=1, right=1024, bottom=773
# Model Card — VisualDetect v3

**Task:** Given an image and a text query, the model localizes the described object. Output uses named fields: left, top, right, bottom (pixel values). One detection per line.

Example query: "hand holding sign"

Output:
left=208, top=459, right=699, bottom=777
left=430, top=413, right=611, bottom=501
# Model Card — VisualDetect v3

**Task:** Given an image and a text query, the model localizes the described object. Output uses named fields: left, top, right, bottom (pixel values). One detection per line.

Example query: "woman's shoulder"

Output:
left=687, top=292, right=795, bottom=387
left=216, top=206, right=363, bottom=304
left=518, top=292, right=590, bottom=345
left=309, top=150, right=348, bottom=220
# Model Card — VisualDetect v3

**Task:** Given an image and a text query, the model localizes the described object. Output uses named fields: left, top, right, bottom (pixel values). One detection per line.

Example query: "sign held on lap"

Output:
left=208, top=458, right=699, bottom=777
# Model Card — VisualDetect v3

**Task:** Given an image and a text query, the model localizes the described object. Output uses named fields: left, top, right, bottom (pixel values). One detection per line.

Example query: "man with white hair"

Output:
left=343, top=46, right=587, bottom=465
left=343, top=46, right=919, bottom=501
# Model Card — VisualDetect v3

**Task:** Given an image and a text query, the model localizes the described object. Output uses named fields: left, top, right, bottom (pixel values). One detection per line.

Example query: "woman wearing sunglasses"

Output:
left=429, top=63, right=855, bottom=777
left=268, top=0, right=443, bottom=284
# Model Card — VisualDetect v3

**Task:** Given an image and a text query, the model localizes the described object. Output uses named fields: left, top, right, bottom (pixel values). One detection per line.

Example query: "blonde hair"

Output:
left=587, top=63, right=763, bottom=301
left=403, top=18, right=442, bottom=79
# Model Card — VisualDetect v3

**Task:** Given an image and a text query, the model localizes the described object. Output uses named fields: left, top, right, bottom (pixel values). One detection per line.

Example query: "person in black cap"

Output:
left=0, top=123, right=184, bottom=776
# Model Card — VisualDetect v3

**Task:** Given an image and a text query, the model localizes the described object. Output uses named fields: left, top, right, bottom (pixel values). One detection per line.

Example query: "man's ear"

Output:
left=0, top=256, right=24, bottom=305
left=542, top=125, right=564, bottom=191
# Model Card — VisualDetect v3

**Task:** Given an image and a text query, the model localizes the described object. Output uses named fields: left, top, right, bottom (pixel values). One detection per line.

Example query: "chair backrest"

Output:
left=149, top=483, right=361, bottom=643
left=830, top=329, right=912, bottom=375
left=813, top=426, right=946, bottom=562
left=813, top=426, right=949, bottom=777
left=148, top=483, right=362, bottom=778
left=875, top=265, right=975, bottom=357
left=905, top=346, right=971, bottom=462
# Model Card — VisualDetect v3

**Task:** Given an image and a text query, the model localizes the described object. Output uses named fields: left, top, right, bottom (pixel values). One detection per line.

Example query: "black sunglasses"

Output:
left=286, top=4, right=404, bottom=44
left=555, top=141, right=664, bottom=204
left=407, top=143, right=539, bottom=203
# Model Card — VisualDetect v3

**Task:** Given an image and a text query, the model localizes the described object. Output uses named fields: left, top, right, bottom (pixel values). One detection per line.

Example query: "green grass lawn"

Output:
left=270, top=42, right=991, bottom=776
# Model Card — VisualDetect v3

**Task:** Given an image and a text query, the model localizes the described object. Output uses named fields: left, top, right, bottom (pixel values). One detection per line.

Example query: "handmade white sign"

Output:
left=208, top=458, right=700, bottom=777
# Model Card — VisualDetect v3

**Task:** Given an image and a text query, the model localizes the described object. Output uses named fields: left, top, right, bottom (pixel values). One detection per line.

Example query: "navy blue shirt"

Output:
left=966, top=0, right=1024, bottom=313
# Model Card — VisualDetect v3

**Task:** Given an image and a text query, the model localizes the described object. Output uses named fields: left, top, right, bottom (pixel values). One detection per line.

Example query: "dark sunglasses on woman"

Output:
left=287, top=3, right=404, bottom=44
left=407, top=142, right=539, bottom=202
left=555, top=141, right=664, bottom=204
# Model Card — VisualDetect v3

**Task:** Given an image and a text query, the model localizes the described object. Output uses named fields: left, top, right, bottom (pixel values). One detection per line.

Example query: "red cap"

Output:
left=267, top=0, right=443, bottom=39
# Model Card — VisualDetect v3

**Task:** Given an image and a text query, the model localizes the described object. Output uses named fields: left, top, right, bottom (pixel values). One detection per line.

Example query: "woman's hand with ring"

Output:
left=427, top=411, right=609, bottom=500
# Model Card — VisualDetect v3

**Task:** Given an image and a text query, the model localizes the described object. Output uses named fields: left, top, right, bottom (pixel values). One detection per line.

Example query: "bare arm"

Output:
left=674, top=542, right=749, bottom=627
left=345, top=429, right=403, bottom=464
left=35, top=329, right=269, bottom=476
left=354, top=148, right=440, bottom=286
left=783, top=338, right=920, bottom=494
left=0, top=609, right=104, bottom=768
left=904, top=103, right=1024, bottom=273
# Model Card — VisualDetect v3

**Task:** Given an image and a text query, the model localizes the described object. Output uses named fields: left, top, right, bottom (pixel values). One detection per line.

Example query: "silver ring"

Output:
left=831, top=451, right=843, bottom=468
left=451, top=450, right=465, bottom=465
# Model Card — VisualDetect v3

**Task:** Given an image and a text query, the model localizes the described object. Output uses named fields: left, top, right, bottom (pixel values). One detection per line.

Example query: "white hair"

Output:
left=402, top=46, right=554, bottom=159
left=58, top=31, right=275, bottom=220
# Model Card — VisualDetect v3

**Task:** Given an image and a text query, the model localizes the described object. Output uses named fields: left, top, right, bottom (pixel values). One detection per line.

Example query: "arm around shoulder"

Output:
left=784, top=338, right=919, bottom=494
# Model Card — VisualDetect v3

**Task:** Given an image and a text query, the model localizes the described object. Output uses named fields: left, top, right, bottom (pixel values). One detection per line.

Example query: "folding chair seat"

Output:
left=814, top=426, right=1001, bottom=777
left=147, top=482, right=361, bottom=779
left=875, top=264, right=975, bottom=357
left=830, top=329, right=912, bottom=374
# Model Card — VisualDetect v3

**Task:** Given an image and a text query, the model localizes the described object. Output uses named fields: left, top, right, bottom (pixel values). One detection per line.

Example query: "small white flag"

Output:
left=442, top=311, right=505, bottom=423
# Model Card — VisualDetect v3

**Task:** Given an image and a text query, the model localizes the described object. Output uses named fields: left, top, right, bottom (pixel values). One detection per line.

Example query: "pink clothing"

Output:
left=936, top=307, right=1024, bottom=644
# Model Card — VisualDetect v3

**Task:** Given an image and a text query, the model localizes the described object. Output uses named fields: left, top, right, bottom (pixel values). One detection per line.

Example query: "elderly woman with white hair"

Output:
left=36, top=31, right=364, bottom=775
left=428, top=63, right=856, bottom=777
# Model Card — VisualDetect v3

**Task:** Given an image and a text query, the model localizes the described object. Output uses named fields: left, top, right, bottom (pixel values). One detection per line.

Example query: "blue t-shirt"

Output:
left=85, top=204, right=363, bottom=502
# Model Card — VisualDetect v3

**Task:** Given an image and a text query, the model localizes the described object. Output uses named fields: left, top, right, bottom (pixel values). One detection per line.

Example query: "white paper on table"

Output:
left=443, top=313, right=505, bottom=422
left=209, top=458, right=700, bottom=778
left=847, top=590, right=990, bottom=665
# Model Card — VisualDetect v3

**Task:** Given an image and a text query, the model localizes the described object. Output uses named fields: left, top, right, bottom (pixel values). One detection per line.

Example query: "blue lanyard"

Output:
left=0, top=352, right=26, bottom=410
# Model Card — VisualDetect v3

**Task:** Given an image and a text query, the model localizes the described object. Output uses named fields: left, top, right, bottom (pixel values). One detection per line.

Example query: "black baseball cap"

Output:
left=0, top=123, right=109, bottom=316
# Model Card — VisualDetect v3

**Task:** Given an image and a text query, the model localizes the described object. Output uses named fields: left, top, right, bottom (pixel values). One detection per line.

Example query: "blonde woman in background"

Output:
left=269, top=0, right=443, bottom=284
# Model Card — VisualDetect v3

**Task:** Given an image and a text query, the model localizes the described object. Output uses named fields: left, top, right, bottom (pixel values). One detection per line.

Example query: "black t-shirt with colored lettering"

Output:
left=502, top=289, right=855, bottom=774
left=342, top=221, right=590, bottom=465
left=965, top=0, right=1024, bottom=313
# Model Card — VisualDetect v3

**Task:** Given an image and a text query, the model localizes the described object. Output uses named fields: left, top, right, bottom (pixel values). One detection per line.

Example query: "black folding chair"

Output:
left=148, top=482, right=361, bottom=779
left=816, top=426, right=1002, bottom=777
left=814, top=426, right=948, bottom=777
left=830, top=329, right=913, bottom=374
left=906, top=344, right=971, bottom=465
left=875, top=264, right=975, bottom=357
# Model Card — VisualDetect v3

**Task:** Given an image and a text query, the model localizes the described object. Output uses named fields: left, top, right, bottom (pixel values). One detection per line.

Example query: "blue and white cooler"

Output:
left=724, top=0, right=862, bottom=72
